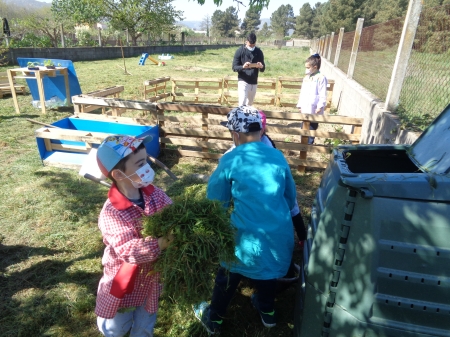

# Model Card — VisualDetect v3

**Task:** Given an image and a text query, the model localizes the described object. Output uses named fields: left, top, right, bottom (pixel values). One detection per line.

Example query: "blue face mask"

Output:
left=246, top=46, right=255, bottom=52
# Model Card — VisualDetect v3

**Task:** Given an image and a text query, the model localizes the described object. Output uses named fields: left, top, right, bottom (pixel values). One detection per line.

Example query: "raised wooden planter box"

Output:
left=35, top=115, right=159, bottom=170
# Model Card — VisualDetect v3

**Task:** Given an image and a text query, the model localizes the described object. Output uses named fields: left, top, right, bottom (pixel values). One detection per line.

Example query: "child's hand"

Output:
left=158, top=234, right=174, bottom=250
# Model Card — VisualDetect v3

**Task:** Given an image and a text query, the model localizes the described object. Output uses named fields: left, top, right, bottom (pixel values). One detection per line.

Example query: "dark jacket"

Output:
left=232, top=45, right=265, bottom=85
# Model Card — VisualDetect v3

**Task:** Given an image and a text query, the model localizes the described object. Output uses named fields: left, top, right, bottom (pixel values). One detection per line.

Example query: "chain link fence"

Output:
left=353, top=18, right=404, bottom=102
left=312, top=4, right=450, bottom=128
left=399, top=4, right=450, bottom=125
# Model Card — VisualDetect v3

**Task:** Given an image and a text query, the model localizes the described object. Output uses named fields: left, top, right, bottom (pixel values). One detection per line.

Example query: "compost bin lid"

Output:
left=408, top=104, right=450, bottom=177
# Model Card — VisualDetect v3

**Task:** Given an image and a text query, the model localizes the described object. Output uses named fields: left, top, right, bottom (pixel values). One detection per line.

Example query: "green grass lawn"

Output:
left=0, top=46, right=325, bottom=337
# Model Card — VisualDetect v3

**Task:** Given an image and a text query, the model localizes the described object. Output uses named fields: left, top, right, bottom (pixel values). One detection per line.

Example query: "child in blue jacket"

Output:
left=194, top=106, right=297, bottom=334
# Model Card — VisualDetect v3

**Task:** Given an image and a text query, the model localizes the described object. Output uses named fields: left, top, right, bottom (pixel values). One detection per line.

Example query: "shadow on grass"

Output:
left=0, top=244, right=102, bottom=337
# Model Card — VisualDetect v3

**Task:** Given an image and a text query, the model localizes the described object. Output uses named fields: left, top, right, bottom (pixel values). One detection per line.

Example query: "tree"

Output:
left=240, top=6, right=261, bottom=37
left=211, top=6, right=240, bottom=38
left=270, top=4, right=295, bottom=38
left=294, top=3, right=314, bottom=38
left=318, top=0, right=368, bottom=34
left=310, top=2, right=326, bottom=38
left=15, top=7, right=66, bottom=47
left=258, top=21, right=272, bottom=39
left=51, top=0, right=182, bottom=46
left=200, top=14, right=211, bottom=37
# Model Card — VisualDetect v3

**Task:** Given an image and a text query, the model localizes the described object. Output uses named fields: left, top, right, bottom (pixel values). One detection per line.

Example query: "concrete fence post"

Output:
left=319, top=36, right=325, bottom=55
left=385, top=0, right=423, bottom=112
left=347, top=18, right=364, bottom=79
left=60, top=24, right=65, bottom=48
left=327, top=32, right=335, bottom=60
left=324, top=34, right=330, bottom=59
left=98, top=28, right=102, bottom=47
left=334, top=28, right=345, bottom=67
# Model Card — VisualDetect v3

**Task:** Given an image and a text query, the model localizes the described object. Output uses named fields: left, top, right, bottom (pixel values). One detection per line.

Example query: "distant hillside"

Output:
left=3, top=0, right=51, bottom=9
left=177, top=18, right=271, bottom=31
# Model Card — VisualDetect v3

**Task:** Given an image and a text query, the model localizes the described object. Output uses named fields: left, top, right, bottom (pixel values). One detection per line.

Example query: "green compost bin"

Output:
left=294, top=105, right=450, bottom=337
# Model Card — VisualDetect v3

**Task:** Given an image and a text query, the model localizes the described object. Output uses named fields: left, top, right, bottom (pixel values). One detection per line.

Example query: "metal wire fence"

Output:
left=399, top=4, right=450, bottom=121
left=336, top=31, right=355, bottom=73
left=353, top=18, right=404, bottom=102
left=312, top=4, right=450, bottom=124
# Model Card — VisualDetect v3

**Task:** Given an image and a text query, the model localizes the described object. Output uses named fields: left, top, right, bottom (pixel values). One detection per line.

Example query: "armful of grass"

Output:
left=142, top=184, right=237, bottom=309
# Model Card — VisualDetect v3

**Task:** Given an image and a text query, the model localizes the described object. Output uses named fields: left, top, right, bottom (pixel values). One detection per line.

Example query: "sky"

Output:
left=38, top=0, right=316, bottom=21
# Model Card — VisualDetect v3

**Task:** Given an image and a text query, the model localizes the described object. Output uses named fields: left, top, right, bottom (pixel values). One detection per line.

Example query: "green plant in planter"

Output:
left=27, top=61, right=40, bottom=70
left=43, top=59, right=55, bottom=68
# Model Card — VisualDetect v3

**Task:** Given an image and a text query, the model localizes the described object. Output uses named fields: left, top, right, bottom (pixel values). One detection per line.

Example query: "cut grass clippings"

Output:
left=142, top=183, right=236, bottom=310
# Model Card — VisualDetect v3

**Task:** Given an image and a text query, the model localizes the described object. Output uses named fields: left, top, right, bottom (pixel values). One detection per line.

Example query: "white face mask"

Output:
left=246, top=46, right=255, bottom=52
left=305, top=68, right=311, bottom=75
left=122, top=163, right=155, bottom=188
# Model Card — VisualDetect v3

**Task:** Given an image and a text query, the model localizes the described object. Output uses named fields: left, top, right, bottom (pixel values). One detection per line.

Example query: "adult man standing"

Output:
left=232, top=32, right=265, bottom=106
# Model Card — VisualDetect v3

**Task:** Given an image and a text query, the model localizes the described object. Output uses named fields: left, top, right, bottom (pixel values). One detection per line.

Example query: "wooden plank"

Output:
left=266, top=127, right=360, bottom=140
left=144, top=77, right=171, bottom=86
left=158, top=115, right=225, bottom=124
left=172, top=77, right=223, bottom=83
left=274, top=141, right=331, bottom=153
left=164, top=148, right=223, bottom=160
left=86, top=85, right=124, bottom=97
left=173, top=93, right=221, bottom=98
left=262, top=111, right=363, bottom=125
left=74, top=113, right=155, bottom=125
left=279, top=84, right=301, bottom=90
left=175, top=84, right=222, bottom=90
left=72, top=95, right=158, bottom=111
left=278, top=76, right=303, bottom=82
left=161, top=127, right=230, bottom=138
left=144, top=84, right=167, bottom=93
left=146, top=93, right=172, bottom=102
left=35, top=128, right=110, bottom=143
left=286, top=157, right=328, bottom=169
left=157, top=103, right=231, bottom=114
left=79, top=105, right=103, bottom=113
left=161, top=137, right=231, bottom=150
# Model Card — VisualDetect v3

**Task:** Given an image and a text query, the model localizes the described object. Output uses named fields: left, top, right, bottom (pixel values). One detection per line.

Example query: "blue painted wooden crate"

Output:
left=35, top=116, right=159, bottom=169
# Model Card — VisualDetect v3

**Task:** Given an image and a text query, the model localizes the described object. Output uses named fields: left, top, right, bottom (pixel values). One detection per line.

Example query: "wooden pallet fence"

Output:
left=143, top=77, right=171, bottom=102
left=73, top=85, right=125, bottom=115
left=72, top=95, right=158, bottom=118
left=262, top=111, right=362, bottom=172
left=171, top=77, right=224, bottom=105
left=222, top=76, right=277, bottom=106
left=276, top=77, right=335, bottom=110
left=0, top=71, right=26, bottom=98
left=156, top=103, right=362, bottom=171
left=156, top=103, right=232, bottom=159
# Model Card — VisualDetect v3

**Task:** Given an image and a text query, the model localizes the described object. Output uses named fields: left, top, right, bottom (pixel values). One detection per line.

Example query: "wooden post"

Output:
left=327, top=32, right=335, bottom=60
left=385, top=0, right=423, bottom=112
left=298, top=121, right=310, bottom=173
left=347, top=18, right=364, bottom=79
left=202, top=111, right=208, bottom=160
left=334, top=28, right=345, bottom=67
left=158, top=106, right=166, bottom=151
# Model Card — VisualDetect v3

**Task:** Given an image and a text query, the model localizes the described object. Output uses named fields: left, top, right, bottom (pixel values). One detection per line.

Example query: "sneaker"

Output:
left=251, top=294, right=276, bottom=328
left=193, top=302, right=222, bottom=335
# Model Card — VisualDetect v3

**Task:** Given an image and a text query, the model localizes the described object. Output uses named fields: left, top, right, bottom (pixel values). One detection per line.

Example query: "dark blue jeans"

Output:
left=209, top=267, right=277, bottom=321
left=308, top=122, right=319, bottom=145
